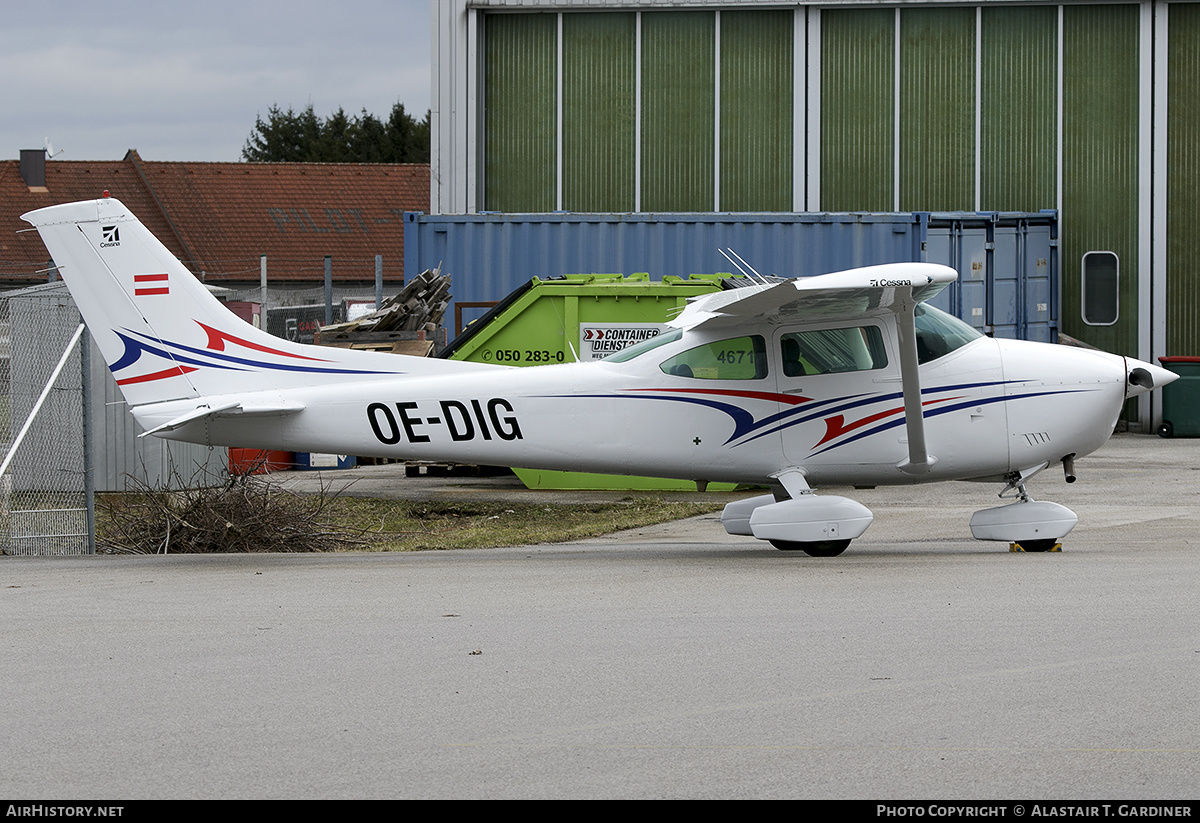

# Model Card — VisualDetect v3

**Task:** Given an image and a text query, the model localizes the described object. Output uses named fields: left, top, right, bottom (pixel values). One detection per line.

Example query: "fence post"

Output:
left=81, top=328, right=95, bottom=555
left=375, top=255, right=383, bottom=310
left=324, top=256, right=333, bottom=326
left=260, top=253, right=268, bottom=328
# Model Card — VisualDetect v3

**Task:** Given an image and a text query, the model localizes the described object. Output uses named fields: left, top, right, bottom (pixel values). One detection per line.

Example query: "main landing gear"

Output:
left=767, top=539, right=852, bottom=557
left=719, top=469, right=873, bottom=557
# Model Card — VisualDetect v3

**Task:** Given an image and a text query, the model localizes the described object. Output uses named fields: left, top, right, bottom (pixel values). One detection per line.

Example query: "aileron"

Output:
left=671, top=262, right=957, bottom=330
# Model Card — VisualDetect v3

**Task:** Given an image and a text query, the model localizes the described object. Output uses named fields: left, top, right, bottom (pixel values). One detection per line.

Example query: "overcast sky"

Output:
left=2, top=0, right=432, bottom=163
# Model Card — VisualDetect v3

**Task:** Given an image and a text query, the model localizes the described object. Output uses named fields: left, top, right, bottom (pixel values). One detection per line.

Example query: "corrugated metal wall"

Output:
left=483, top=13, right=557, bottom=211
left=641, top=11, right=715, bottom=211
left=719, top=9, right=793, bottom=212
left=1167, top=2, right=1200, bottom=356
left=899, top=8, right=976, bottom=212
left=484, top=8, right=795, bottom=213
left=820, top=8, right=894, bottom=211
left=980, top=5, right=1057, bottom=211
left=1061, top=3, right=1140, bottom=358
left=90, top=341, right=229, bottom=491
left=822, top=6, right=1060, bottom=214
left=563, top=12, right=637, bottom=211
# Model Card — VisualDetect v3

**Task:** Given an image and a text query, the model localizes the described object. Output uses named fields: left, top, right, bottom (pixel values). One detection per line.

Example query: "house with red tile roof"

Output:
left=1, top=149, right=429, bottom=289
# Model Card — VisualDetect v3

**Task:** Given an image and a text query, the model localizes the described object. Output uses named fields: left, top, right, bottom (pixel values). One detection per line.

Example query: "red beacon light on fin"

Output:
left=102, top=190, right=110, bottom=198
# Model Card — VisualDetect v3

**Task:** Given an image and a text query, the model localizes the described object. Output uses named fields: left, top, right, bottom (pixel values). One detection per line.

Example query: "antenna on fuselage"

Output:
left=719, top=248, right=771, bottom=288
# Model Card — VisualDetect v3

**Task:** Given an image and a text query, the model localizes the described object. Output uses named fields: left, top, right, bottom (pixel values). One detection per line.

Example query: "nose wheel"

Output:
left=1012, top=538, right=1058, bottom=552
left=970, top=464, right=1078, bottom=550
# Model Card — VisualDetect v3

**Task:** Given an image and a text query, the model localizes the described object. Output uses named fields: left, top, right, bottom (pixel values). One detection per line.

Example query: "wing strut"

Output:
left=892, top=288, right=937, bottom=475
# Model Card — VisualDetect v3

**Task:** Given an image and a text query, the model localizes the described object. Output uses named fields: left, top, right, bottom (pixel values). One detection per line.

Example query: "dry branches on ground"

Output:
left=98, top=472, right=358, bottom=554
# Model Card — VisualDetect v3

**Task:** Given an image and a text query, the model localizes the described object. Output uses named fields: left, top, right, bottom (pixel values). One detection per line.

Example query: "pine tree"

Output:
left=241, top=102, right=430, bottom=163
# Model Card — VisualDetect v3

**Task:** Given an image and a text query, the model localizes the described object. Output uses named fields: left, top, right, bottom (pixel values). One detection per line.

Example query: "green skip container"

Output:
left=1157, top=356, right=1200, bottom=438
left=443, top=272, right=736, bottom=490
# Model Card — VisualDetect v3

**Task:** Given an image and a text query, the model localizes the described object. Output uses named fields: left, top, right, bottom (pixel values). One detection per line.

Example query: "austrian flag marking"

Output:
left=134, top=273, right=169, bottom=296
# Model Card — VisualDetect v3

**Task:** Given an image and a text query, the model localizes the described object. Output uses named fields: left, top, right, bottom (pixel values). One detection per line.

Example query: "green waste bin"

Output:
left=1157, top=356, right=1200, bottom=437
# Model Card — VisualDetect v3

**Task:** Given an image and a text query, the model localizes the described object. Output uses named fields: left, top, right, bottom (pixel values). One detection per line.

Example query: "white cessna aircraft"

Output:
left=22, top=197, right=1176, bottom=556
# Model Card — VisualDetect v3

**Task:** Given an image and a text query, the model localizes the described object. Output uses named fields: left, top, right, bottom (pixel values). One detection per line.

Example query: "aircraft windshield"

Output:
left=914, top=304, right=983, bottom=363
left=605, top=328, right=682, bottom=363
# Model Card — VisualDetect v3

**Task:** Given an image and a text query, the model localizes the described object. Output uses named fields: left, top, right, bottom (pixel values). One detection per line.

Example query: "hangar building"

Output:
left=427, top=0, right=1200, bottom=429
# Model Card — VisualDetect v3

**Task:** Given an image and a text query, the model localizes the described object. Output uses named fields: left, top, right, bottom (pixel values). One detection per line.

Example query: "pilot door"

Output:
left=773, top=319, right=909, bottom=472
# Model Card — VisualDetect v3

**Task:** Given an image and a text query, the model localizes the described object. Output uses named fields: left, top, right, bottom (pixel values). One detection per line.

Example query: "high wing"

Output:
left=669, top=262, right=957, bottom=330
left=673, top=261, right=958, bottom=475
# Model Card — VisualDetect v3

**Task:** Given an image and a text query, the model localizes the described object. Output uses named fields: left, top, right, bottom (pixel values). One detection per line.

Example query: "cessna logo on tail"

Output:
left=100, top=226, right=120, bottom=247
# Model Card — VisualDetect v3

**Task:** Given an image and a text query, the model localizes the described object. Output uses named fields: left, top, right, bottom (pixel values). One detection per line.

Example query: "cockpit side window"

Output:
left=913, top=304, right=983, bottom=364
left=779, top=325, right=888, bottom=376
left=658, top=335, right=768, bottom=380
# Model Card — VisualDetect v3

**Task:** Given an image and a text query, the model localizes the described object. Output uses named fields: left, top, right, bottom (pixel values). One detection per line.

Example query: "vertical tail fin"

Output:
left=20, top=198, right=450, bottom=408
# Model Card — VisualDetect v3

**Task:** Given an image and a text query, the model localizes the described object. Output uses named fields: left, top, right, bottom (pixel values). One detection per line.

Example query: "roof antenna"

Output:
left=44, top=137, right=63, bottom=159
left=718, top=248, right=769, bottom=287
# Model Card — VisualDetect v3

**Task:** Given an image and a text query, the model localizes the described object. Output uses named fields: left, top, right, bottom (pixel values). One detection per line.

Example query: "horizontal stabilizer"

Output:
left=138, top=400, right=306, bottom=437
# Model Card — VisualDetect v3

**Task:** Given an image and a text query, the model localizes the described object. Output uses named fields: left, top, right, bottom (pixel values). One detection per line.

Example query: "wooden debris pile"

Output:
left=315, top=268, right=451, bottom=356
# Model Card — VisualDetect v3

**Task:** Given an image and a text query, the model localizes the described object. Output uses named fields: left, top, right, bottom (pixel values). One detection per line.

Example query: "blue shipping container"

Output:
left=404, top=211, right=1058, bottom=341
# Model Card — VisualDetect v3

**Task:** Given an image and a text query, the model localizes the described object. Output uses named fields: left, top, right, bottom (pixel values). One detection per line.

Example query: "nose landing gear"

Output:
left=970, top=462, right=1078, bottom=551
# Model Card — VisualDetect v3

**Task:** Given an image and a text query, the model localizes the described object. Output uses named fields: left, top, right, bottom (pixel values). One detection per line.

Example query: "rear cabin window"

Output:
left=659, top=335, right=768, bottom=380
left=780, top=326, right=889, bottom=376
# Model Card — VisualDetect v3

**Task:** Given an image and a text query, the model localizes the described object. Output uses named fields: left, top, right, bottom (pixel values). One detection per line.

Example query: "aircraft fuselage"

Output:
left=136, top=318, right=1133, bottom=490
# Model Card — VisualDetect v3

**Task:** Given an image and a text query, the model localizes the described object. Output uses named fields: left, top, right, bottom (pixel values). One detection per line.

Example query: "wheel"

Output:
left=769, top=539, right=851, bottom=557
left=1158, top=421, right=1174, bottom=438
left=1017, top=538, right=1057, bottom=552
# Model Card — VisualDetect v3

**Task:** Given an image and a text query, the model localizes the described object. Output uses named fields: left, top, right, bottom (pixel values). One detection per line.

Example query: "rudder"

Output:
left=21, top=197, right=428, bottom=407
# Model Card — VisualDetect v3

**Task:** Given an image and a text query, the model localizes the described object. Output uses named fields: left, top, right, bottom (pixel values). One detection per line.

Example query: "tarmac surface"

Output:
left=2, top=433, right=1198, bottom=799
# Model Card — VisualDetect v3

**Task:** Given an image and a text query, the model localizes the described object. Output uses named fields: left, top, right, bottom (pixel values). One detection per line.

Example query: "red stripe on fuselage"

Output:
left=630, top=387, right=811, bottom=405
left=816, top=396, right=964, bottom=446
left=115, top=365, right=198, bottom=385
left=197, top=322, right=329, bottom=362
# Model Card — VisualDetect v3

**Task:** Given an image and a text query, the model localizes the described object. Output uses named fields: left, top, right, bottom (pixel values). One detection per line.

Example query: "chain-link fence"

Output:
left=0, top=277, right=417, bottom=556
left=0, top=289, right=91, bottom=555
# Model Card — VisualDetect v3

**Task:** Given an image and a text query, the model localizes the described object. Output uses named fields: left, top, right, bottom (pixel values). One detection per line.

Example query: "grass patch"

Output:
left=327, top=498, right=723, bottom=552
left=95, top=475, right=723, bottom=554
